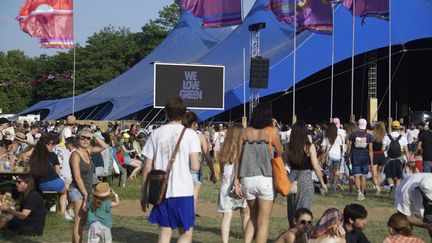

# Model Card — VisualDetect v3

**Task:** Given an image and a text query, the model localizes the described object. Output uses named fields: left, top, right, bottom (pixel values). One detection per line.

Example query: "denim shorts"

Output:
left=191, top=166, right=203, bottom=185
left=124, top=156, right=133, bottom=165
left=38, top=177, right=65, bottom=193
left=352, top=165, right=369, bottom=176
left=68, top=185, right=84, bottom=202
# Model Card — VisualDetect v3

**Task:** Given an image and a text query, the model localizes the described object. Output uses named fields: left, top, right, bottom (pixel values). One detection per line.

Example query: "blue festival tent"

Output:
left=19, top=0, right=432, bottom=121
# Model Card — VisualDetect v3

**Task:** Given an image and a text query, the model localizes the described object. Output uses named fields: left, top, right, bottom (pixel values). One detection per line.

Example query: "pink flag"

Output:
left=179, top=0, right=242, bottom=28
left=17, top=0, right=73, bottom=48
left=343, top=0, right=389, bottom=20
left=296, top=0, right=333, bottom=34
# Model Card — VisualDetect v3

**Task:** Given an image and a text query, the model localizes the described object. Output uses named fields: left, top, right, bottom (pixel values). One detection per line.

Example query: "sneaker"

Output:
left=64, top=211, right=74, bottom=221
left=375, top=187, right=381, bottom=195
left=49, top=205, right=57, bottom=212
left=336, top=184, right=345, bottom=193
left=357, top=191, right=365, bottom=201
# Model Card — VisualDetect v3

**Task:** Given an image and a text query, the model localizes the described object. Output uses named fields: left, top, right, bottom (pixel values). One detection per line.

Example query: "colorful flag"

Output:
left=296, top=0, right=333, bottom=34
left=17, top=0, right=74, bottom=48
left=343, top=0, right=389, bottom=20
left=179, top=0, right=242, bottom=28
left=267, top=0, right=296, bottom=24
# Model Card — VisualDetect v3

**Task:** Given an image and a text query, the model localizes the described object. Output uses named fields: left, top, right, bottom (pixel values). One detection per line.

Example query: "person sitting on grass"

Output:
left=383, top=212, right=425, bottom=243
left=87, top=182, right=120, bottom=243
left=275, top=208, right=313, bottom=243
left=0, top=174, right=46, bottom=236
left=342, top=203, right=370, bottom=243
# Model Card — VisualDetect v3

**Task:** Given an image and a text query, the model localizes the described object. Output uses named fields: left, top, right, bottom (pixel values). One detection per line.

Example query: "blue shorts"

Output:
left=124, top=156, right=133, bottom=165
left=38, top=177, right=65, bottom=193
left=148, top=196, right=195, bottom=231
left=352, top=165, right=369, bottom=176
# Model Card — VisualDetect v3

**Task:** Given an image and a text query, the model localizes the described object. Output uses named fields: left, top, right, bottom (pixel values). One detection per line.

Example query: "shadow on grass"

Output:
left=112, top=227, right=159, bottom=242
left=112, top=227, right=206, bottom=243
left=0, top=230, right=43, bottom=243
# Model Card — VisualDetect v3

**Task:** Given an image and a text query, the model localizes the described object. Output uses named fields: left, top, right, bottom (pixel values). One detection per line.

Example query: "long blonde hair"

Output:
left=218, top=124, right=242, bottom=167
left=373, top=122, right=386, bottom=143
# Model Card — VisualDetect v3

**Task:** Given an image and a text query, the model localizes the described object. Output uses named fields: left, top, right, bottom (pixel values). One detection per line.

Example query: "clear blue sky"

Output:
left=0, top=0, right=255, bottom=58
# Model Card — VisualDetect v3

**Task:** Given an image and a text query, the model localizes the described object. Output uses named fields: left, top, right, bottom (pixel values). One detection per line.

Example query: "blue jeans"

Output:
left=423, top=161, right=432, bottom=173
left=115, top=159, right=127, bottom=186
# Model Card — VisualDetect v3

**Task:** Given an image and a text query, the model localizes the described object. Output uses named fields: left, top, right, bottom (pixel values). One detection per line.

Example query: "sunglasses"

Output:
left=79, top=136, right=92, bottom=141
left=15, top=180, right=24, bottom=184
left=300, top=220, right=312, bottom=225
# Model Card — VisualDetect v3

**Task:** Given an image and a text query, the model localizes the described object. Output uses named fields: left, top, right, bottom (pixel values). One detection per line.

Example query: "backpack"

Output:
left=387, top=134, right=402, bottom=158
left=354, top=132, right=368, bottom=149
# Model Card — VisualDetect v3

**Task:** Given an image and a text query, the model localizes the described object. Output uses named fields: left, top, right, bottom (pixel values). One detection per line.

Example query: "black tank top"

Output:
left=290, top=155, right=312, bottom=170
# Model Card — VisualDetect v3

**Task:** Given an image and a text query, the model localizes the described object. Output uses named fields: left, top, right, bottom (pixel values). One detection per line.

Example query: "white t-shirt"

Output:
left=406, top=129, right=419, bottom=144
left=322, top=135, right=344, bottom=160
left=54, top=145, right=72, bottom=180
left=142, top=124, right=201, bottom=198
left=395, top=173, right=429, bottom=219
left=61, top=126, right=73, bottom=140
left=337, top=128, right=346, bottom=143
left=279, top=131, right=288, bottom=141
left=26, top=132, right=35, bottom=144
left=383, top=131, right=408, bottom=149
left=286, top=129, right=292, bottom=143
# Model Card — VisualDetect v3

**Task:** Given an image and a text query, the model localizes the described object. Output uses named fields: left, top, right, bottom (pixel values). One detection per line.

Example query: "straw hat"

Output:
left=14, top=132, right=27, bottom=143
left=66, top=115, right=76, bottom=125
left=92, top=182, right=111, bottom=197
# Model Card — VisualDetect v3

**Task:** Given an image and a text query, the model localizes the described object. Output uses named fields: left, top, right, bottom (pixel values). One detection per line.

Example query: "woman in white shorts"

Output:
left=234, top=103, right=282, bottom=243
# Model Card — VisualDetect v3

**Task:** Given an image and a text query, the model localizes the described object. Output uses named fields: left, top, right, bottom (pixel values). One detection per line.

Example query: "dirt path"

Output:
left=113, top=200, right=395, bottom=221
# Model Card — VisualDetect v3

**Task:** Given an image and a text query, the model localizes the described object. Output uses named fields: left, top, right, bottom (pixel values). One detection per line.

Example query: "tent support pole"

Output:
left=388, top=0, right=392, bottom=131
left=330, top=2, right=335, bottom=121
left=292, top=2, right=297, bottom=125
left=145, top=108, right=164, bottom=130
left=241, top=0, right=247, bottom=128
left=140, top=108, right=154, bottom=124
left=350, top=0, right=356, bottom=122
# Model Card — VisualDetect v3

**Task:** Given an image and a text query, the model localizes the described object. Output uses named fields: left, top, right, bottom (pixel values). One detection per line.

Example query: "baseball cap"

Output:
left=358, top=118, right=367, bottom=130
left=392, top=120, right=401, bottom=130
left=419, top=176, right=432, bottom=201
left=122, top=133, right=130, bottom=139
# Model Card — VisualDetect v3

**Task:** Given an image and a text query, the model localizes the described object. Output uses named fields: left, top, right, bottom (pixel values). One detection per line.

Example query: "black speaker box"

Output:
left=249, top=57, right=269, bottom=89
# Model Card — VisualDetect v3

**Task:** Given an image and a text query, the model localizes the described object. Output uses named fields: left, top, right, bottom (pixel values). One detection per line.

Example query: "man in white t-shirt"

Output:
left=25, top=124, right=39, bottom=146
left=383, top=120, right=411, bottom=188
left=406, top=123, right=420, bottom=152
left=141, top=97, right=200, bottom=243
left=332, top=117, right=346, bottom=142
left=395, top=173, right=432, bottom=239
left=59, top=115, right=76, bottom=148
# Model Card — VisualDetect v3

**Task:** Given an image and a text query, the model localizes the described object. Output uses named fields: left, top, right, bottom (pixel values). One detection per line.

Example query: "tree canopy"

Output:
left=0, top=3, right=181, bottom=114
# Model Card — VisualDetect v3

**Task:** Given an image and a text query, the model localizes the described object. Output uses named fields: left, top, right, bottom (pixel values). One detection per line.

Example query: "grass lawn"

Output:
left=1, top=167, right=430, bottom=242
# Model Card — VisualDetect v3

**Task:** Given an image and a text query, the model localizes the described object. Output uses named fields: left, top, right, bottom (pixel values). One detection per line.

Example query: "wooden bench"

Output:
left=41, top=190, right=59, bottom=213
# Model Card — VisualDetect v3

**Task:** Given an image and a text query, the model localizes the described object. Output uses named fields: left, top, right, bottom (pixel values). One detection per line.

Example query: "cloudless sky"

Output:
left=0, top=0, right=255, bottom=57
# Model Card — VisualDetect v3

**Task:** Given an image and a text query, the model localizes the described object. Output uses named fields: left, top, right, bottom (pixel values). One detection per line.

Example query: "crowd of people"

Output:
left=0, top=96, right=431, bottom=242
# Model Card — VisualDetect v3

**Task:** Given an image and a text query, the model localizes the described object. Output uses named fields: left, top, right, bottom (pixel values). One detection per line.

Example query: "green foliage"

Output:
left=0, top=3, right=181, bottom=114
